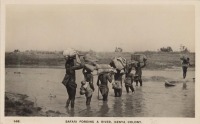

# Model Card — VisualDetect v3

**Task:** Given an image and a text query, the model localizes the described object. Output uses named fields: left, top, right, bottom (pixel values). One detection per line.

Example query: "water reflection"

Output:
left=124, top=94, right=134, bottom=117
left=66, top=108, right=75, bottom=117
left=182, top=82, right=187, bottom=90
left=5, top=68, right=195, bottom=117
left=134, top=87, right=143, bottom=116
left=97, top=102, right=109, bottom=117
left=113, top=97, right=123, bottom=117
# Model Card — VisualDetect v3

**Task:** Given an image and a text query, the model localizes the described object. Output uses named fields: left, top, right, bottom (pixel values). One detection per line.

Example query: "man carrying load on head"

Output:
left=181, top=57, right=191, bottom=79
left=97, top=72, right=113, bottom=101
left=62, top=48, right=84, bottom=108
left=124, top=66, right=135, bottom=93
left=113, top=69, right=124, bottom=97
left=134, top=59, right=146, bottom=86
left=109, top=57, right=126, bottom=97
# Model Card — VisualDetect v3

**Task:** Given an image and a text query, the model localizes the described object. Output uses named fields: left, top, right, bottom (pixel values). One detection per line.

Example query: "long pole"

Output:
left=98, top=86, right=100, bottom=100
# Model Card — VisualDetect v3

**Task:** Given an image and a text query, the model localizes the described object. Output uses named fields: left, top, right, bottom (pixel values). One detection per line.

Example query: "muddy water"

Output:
left=5, top=68, right=195, bottom=117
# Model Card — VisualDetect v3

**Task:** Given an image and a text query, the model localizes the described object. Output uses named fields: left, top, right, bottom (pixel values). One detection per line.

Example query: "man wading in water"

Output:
left=97, top=73, right=112, bottom=101
left=82, top=67, right=95, bottom=105
left=124, top=66, right=135, bottom=93
left=181, top=57, right=191, bottom=79
left=134, top=59, right=146, bottom=86
left=113, top=70, right=124, bottom=97
left=62, top=56, right=84, bottom=108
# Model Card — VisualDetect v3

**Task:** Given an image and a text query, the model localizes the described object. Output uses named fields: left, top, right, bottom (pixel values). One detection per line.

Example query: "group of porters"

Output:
left=61, top=48, right=191, bottom=108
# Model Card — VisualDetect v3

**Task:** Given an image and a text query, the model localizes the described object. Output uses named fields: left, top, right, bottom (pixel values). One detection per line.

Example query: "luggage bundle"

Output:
left=84, top=64, right=97, bottom=72
left=131, top=54, right=147, bottom=66
left=131, top=54, right=147, bottom=63
left=63, top=48, right=82, bottom=65
left=83, top=53, right=99, bottom=72
left=110, top=57, right=127, bottom=70
left=80, top=81, right=93, bottom=97
left=180, top=54, right=189, bottom=61
left=112, top=81, right=122, bottom=89
left=96, top=64, right=116, bottom=74
left=84, top=63, right=115, bottom=74
left=84, top=53, right=99, bottom=64
left=63, top=48, right=77, bottom=58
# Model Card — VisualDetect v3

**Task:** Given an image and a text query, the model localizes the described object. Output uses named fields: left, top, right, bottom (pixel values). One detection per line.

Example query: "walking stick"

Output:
left=98, top=86, right=100, bottom=100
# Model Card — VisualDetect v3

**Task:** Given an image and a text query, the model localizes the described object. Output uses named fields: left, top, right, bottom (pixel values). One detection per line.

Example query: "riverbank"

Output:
left=5, top=51, right=195, bottom=70
left=5, top=92, right=67, bottom=116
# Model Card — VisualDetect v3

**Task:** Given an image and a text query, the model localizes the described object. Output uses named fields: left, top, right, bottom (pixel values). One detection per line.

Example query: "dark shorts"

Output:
left=182, top=66, right=188, bottom=73
left=134, top=75, right=141, bottom=81
left=62, top=74, right=77, bottom=99
left=99, top=85, right=109, bottom=95
left=66, top=85, right=76, bottom=100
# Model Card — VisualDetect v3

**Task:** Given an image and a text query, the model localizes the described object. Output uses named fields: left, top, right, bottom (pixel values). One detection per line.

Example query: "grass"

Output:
left=5, top=51, right=195, bottom=70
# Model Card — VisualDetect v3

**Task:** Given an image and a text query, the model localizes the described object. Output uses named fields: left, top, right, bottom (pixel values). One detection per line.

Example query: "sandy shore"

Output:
left=5, top=92, right=67, bottom=116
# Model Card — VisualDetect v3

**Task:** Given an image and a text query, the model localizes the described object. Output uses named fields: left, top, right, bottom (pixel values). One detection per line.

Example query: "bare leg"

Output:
left=139, top=79, right=142, bottom=86
left=125, top=86, right=129, bottom=93
left=119, top=89, right=122, bottom=97
left=71, top=98, right=75, bottom=108
left=136, top=81, right=138, bottom=86
left=114, top=89, right=117, bottom=97
left=86, top=95, right=92, bottom=105
left=130, top=85, right=135, bottom=92
left=66, top=98, right=70, bottom=108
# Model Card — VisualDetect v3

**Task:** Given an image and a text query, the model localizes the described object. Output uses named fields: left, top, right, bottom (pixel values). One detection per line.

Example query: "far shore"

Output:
left=5, top=51, right=195, bottom=70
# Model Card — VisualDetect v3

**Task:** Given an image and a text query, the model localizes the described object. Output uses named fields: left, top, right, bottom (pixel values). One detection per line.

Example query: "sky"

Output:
left=6, top=4, right=195, bottom=52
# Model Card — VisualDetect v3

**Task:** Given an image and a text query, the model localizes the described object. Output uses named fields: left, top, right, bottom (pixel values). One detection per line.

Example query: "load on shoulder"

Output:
left=63, top=48, right=147, bottom=74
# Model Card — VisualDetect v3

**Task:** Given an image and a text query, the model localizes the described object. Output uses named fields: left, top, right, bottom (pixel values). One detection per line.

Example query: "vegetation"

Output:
left=160, top=46, right=173, bottom=52
left=5, top=50, right=195, bottom=70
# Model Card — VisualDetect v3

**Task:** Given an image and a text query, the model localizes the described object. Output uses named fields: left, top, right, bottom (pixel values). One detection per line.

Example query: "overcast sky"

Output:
left=6, top=4, right=195, bottom=52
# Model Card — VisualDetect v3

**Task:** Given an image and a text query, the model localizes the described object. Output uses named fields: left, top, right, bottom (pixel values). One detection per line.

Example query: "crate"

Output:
left=131, top=54, right=147, bottom=62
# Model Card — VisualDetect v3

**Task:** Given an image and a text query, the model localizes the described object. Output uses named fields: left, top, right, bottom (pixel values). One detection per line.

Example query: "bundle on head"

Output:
left=63, top=48, right=78, bottom=58
left=110, top=57, right=127, bottom=71
left=180, top=54, right=189, bottom=61
left=131, top=54, right=147, bottom=63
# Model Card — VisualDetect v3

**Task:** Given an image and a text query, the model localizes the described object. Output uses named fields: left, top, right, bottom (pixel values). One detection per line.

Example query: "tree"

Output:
left=13, top=49, right=20, bottom=53
left=160, top=46, right=173, bottom=52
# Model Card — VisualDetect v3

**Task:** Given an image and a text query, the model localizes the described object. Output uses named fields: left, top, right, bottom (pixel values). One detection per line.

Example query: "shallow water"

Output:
left=5, top=68, right=195, bottom=117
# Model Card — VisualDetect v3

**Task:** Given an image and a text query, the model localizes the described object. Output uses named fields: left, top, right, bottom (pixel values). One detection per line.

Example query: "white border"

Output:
left=1, top=0, right=200, bottom=124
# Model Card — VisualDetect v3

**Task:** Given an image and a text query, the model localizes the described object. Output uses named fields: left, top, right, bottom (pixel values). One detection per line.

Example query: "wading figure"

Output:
left=97, top=73, right=112, bottom=101
left=113, top=70, right=124, bottom=97
left=62, top=56, right=83, bottom=108
left=134, top=59, right=146, bottom=86
left=181, top=58, right=191, bottom=79
left=82, top=68, right=95, bottom=105
left=124, top=67, right=135, bottom=93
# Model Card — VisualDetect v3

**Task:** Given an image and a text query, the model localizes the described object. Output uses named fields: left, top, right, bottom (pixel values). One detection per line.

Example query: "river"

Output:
left=5, top=68, right=195, bottom=117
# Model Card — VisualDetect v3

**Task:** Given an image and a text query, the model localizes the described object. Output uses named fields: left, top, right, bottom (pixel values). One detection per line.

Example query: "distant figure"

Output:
left=134, top=59, right=146, bottom=86
left=62, top=56, right=84, bottom=108
left=82, top=68, right=95, bottom=105
left=124, top=67, right=135, bottom=93
left=181, top=57, right=191, bottom=79
left=113, top=70, right=124, bottom=97
left=97, top=73, right=112, bottom=101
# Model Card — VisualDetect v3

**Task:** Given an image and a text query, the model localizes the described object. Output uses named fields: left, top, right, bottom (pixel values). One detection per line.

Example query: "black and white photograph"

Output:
left=1, top=0, right=200, bottom=124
